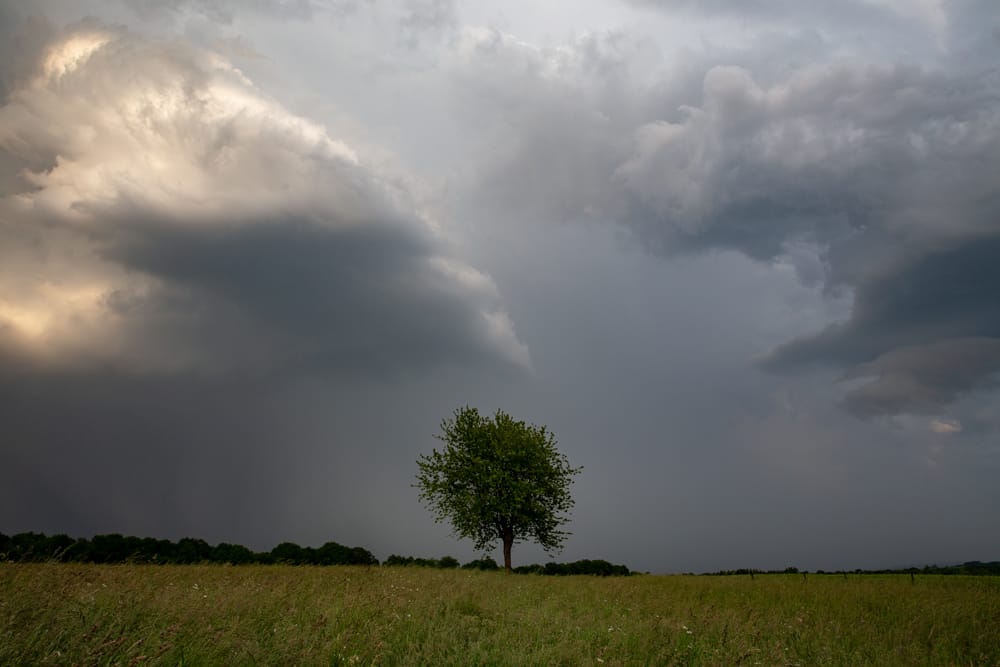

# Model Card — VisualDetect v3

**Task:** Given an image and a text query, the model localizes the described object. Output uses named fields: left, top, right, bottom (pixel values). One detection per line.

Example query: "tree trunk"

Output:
left=502, top=527, right=514, bottom=574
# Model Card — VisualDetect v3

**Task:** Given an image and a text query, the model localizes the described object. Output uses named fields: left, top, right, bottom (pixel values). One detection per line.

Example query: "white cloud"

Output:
left=0, top=24, right=529, bottom=375
left=929, top=418, right=962, bottom=434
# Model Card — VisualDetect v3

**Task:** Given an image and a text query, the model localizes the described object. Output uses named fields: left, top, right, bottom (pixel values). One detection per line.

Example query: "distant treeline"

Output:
left=0, top=532, right=377, bottom=566
left=514, top=560, right=632, bottom=576
left=384, top=554, right=631, bottom=576
left=705, top=562, right=1000, bottom=576
left=0, top=532, right=631, bottom=574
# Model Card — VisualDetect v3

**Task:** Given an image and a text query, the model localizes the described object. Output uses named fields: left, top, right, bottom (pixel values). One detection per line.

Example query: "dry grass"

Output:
left=2, top=563, right=998, bottom=665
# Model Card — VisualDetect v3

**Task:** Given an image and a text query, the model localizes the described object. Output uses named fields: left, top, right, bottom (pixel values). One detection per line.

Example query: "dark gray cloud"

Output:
left=840, top=338, right=1000, bottom=418
left=450, top=3, right=1000, bottom=418
left=103, top=215, right=521, bottom=375
left=765, top=238, right=1000, bottom=367
left=764, top=237, right=1000, bottom=416
left=633, top=71, right=1000, bottom=410
left=618, top=62, right=1000, bottom=260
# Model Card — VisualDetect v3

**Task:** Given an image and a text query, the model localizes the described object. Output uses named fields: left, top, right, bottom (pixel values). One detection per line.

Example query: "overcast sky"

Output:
left=1, top=0, right=998, bottom=573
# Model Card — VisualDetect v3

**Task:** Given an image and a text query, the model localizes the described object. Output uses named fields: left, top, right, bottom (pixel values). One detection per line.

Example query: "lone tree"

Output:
left=415, top=406, right=581, bottom=573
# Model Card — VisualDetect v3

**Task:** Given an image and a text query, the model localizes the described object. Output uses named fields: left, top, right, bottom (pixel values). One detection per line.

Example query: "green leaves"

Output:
left=415, top=407, right=582, bottom=560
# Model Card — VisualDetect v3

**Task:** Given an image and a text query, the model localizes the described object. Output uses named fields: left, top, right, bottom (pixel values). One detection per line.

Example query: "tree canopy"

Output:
left=415, top=406, right=581, bottom=572
left=0, top=532, right=377, bottom=566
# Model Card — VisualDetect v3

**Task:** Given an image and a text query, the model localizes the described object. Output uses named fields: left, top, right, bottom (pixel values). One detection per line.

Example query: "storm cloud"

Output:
left=0, top=22, right=528, bottom=376
left=620, top=59, right=1000, bottom=415
left=450, top=1, right=1000, bottom=418
left=1, top=0, right=998, bottom=573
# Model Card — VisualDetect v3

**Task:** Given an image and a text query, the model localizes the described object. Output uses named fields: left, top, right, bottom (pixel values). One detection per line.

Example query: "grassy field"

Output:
left=1, top=564, right=997, bottom=666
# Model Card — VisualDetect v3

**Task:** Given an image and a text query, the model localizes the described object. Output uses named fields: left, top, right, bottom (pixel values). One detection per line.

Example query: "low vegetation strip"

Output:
left=2, top=564, right=998, bottom=666
left=0, top=532, right=379, bottom=566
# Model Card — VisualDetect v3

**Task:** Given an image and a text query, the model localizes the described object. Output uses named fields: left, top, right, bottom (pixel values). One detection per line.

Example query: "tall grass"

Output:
left=2, top=564, right=997, bottom=665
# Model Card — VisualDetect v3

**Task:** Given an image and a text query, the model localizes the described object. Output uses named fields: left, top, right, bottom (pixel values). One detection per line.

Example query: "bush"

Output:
left=347, top=546, right=379, bottom=566
left=383, top=554, right=455, bottom=568
left=461, top=557, right=500, bottom=571
left=510, top=560, right=632, bottom=576
left=513, top=563, right=544, bottom=575
left=211, top=543, right=255, bottom=565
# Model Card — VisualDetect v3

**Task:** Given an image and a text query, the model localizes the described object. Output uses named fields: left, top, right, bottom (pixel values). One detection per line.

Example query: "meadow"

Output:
left=1, top=564, right=997, bottom=666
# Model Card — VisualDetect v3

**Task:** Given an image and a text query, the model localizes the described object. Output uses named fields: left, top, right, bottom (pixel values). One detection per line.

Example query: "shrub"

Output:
left=438, top=556, right=460, bottom=569
left=461, top=557, right=500, bottom=571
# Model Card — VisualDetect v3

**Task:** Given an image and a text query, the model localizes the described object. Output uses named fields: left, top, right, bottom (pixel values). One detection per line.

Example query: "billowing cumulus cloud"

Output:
left=0, top=22, right=529, bottom=377
left=449, top=2, right=1000, bottom=418
left=635, top=59, right=1000, bottom=417
left=762, top=239, right=1000, bottom=414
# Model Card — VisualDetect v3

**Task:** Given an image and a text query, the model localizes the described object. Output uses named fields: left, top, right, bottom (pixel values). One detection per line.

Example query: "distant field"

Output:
left=2, top=564, right=997, bottom=666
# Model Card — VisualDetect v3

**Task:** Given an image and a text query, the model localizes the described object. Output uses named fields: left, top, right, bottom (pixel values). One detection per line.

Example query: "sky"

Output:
left=1, top=0, right=998, bottom=574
